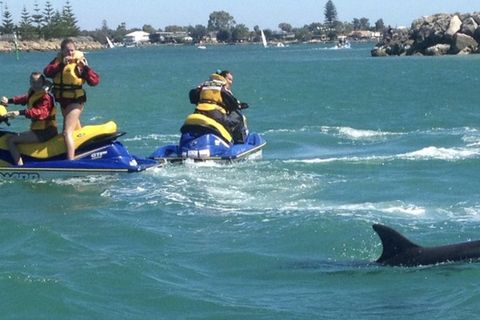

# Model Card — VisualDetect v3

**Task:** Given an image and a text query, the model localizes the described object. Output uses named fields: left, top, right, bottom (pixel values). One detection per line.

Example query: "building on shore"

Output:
left=123, top=31, right=150, bottom=46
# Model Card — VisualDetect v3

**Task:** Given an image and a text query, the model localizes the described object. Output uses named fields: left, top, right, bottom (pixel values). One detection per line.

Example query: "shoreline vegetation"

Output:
left=1, top=0, right=384, bottom=53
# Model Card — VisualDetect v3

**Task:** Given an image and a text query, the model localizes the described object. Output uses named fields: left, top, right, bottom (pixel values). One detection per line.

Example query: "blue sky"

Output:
left=2, top=0, right=478, bottom=31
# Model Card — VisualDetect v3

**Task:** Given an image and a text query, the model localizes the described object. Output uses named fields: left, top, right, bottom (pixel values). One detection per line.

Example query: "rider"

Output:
left=0, top=72, right=57, bottom=165
left=187, top=70, right=248, bottom=143
left=43, top=38, right=100, bottom=160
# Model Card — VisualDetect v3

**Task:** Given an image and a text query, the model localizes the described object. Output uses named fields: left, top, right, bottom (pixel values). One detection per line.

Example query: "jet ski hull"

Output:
left=150, top=132, right=266, bottom=163
left=0, top=121, right=159, bottom=179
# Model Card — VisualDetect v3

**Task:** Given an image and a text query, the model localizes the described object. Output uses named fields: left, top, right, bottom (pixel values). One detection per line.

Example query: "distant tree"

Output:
left=43, top=10, right=62, bottom=38
left=207, top=11, right=235, bottom=31
left=278, top=22, right=293, bottom=33
left=359, top=17, right=370, bottom=30
left=112, top=22, right=127, bottom=42
left=62, top=0, right=80, bottom=36
left=32, top=1, right=44, bottom=37
left=374, top=19, right=385, bottom=31
left=164, top=25, right=185, bottom=32
left=1, top=4, right=15, bottom=34
left=352, top=18, right=360, bottom=31
left=18, top=5, right=36, bottom=40
left=294, top=26, right=312, bottom=42
left=216, top=28, right=231, bottom=42
left=231, top=24, right=250, bottom=42
left=188, top=24, right=207, bottom=43
left=324, top=0, right=338, bottom=27
left=142, top=24, right=156, bottom=34
left=43, top=1, right=54, bottom=27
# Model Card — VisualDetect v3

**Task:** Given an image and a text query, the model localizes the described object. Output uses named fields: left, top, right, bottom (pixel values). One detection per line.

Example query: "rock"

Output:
left=451, top=33, right=478, bottom=53
left=461, top=17, right=478, bottom=36
left=372, top=12, right=480, bottom=57
left=446, top=15, right=462, bottom=38
left=371, top=46, right=388, bottom=57
left=471, top=13, right=480, bottom=25
left=475, top=27, right=480, bottom=42
left=425, top=43, right=451, bottom=55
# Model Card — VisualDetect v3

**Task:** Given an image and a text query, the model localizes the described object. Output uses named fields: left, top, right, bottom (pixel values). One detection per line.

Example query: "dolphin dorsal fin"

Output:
left=372, top=224, right=421, bottom=263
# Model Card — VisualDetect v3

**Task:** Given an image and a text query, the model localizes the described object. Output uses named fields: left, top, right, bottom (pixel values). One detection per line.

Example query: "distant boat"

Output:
left=106, top=36, right=115, bottom=48
left=196, top=45, right=207, bottom=50
left=276, top=42, right=285, bottom=48
left=333, top=36, right=351, bottom=49
left=261, top=29, right=268, bottom=48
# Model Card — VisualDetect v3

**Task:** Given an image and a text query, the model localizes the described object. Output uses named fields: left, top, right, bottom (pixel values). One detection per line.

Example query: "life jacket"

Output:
left=52, top=50, right=86, bottom=99
left=195, top=73, right=228, bottom=115
left=28, top=90, right=57, bottom=130
left=0, top=105, right=6, bottom=117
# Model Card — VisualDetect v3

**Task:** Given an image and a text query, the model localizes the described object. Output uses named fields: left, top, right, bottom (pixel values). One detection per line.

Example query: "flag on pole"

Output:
left=13, top=33, right=20, bottom=61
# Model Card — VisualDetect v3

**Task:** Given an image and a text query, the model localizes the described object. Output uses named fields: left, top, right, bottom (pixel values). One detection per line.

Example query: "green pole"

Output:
left=13, top=33, right=20, bottom=61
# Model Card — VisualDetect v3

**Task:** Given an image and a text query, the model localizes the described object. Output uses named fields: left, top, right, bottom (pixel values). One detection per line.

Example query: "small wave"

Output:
left=330, top=126, right=400, bottom=140
left=398, top=146, right=480, bottom=161
left=285, top=145, right=480, bottom=164
left=336, top=202, right=426, bottom=216
left=263, top=128, right=299, bottom=134
left=284, top=155, right=389, bottom=164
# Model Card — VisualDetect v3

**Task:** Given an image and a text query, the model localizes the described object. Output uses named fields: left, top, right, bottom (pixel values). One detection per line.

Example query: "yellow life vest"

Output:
left=52, top=50, right=86, bottom=99
left=28, top=90, right=57, bottom=130
left=0, top=105, right=7, bottom=117
left=196, top=74, right=227, bottom=114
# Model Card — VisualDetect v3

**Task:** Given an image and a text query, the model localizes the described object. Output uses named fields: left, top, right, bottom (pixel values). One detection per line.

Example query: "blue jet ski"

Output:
left=0, top=115, right=158, bottom=179
left=150, top=113, right=266, bottom=163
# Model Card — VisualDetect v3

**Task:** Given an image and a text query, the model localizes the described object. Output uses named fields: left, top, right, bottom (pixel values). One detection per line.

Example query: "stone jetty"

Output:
left=372, top=13, right=480, bottom=56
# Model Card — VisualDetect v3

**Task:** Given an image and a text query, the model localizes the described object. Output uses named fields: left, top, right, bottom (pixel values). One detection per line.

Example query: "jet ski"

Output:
left=0, top=113, right=158, bottom=179
left=150, top=113, right=266, bottom=163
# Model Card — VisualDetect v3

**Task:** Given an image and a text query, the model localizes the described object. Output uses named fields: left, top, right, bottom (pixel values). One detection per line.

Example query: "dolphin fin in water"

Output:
left=373, top=224, right=480, bottom=267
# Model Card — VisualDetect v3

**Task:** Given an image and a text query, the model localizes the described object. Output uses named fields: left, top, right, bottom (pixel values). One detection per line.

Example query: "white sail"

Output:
left=261, top=29, right=268, bottom=48
left=106, top=36, right=115, bottom=48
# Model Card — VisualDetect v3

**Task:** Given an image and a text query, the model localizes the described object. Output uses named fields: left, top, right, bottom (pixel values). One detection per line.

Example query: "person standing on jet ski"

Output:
left=189, top=70, right=249, bottom=143
left=0, top=72, right=57, bottom=166
left=43, top=38, right=100, bottom=160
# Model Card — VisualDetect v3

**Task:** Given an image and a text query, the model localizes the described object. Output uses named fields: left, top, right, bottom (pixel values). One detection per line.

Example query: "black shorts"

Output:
left=32, top=127, right=58, bottom=142
left=57, top=96, right=87, bottom=110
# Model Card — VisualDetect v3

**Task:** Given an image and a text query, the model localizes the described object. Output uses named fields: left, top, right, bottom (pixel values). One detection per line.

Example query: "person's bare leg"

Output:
left=63, top=103, right=83, bottom=160
left=7, top=131, right=41, bottom=165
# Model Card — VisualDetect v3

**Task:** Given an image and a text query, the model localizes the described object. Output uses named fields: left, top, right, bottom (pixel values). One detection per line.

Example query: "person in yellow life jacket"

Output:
left=187, top=70, right=249, bottom=143
left=43, top=38, right=100, bottom=160
left=1, top=72, right=57, bottom=165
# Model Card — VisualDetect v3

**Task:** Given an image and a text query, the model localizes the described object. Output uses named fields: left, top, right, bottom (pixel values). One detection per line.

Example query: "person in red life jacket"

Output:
left=43, top=38, right=100, bottom=160
left=1, top=72, right=57, bottom=166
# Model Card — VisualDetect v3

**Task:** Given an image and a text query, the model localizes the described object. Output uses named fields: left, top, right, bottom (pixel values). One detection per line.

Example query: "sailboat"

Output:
left=106, top=36, right=115, bottom=48
left=260, top=29, right=268, bottom=48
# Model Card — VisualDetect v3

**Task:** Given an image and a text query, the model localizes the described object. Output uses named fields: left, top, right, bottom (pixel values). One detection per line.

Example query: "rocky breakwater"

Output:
left=0, top=36, right=103, bottom=53
left=372, top=13, right=480, bottom=56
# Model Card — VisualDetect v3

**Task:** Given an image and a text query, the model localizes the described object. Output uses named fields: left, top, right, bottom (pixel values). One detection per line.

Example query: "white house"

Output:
left=123, top=31, right=150, bottom=46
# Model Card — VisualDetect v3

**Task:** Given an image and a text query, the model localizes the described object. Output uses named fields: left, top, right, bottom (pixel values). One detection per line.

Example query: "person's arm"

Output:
left=189, top=87, right=201, bottom=104
left=43, top=57, right=63, bottom=78
left=9, top=94, right=29, bottom=106
left=23, top=94, right=53, bottom=120
left=221, top=89, right=241, bottom=112
left=81, top=65, right=100, bottom=86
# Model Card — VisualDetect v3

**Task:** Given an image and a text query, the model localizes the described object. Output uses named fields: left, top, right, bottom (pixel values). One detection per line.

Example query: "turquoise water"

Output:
left=2, top=43, right=480, bottom=319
